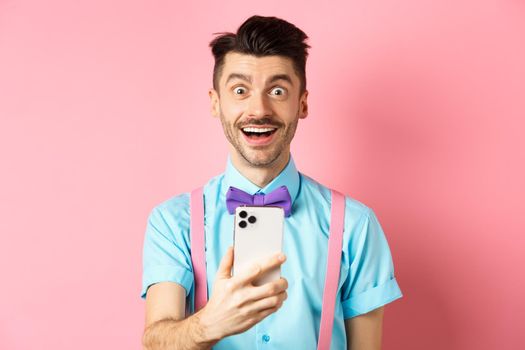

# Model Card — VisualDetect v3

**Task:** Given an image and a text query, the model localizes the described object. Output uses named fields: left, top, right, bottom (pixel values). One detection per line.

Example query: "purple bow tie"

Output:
left=226, top=185, right=292, bottom=217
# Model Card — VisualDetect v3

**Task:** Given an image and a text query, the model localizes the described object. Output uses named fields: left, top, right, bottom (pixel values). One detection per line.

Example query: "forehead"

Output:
left=220, top=52, right=298, bottom=85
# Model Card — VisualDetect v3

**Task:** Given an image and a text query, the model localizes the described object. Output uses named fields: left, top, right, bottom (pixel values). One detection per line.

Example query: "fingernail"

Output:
left=278, top=253, right=286, bottom=261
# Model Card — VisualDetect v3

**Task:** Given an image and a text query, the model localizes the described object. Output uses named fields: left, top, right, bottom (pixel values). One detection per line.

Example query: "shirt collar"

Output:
left=221, top=153, right=300, bottom=206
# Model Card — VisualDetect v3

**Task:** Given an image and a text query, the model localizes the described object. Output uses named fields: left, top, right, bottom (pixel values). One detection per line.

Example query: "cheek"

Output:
left=220, top=98, right=245, bottom=118
left=277, top=101, right=300, bottom=121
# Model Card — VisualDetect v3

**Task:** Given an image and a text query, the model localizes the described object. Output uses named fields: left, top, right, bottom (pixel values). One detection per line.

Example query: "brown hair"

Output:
left=209, top=15, right=311, bottom=93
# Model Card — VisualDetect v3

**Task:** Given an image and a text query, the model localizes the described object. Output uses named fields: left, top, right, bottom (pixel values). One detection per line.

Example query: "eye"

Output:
left=233, top=86, right=247, bottom=95
left=270, top=87, right=286, bottom=96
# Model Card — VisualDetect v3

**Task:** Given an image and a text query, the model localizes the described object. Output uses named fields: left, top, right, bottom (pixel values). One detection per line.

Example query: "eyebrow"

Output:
left=225, top=73, right=294, bottom=86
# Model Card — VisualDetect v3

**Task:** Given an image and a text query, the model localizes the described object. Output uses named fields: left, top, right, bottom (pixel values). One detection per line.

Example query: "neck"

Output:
left=229, top=149, right=290, bottom=188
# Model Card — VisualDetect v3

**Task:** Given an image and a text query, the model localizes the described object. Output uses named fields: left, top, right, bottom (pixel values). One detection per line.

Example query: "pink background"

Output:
left=1, top=0, right=524, bottom=349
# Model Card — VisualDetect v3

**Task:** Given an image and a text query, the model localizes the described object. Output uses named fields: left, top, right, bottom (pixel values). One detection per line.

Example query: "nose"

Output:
left=247, top=92, right=272, bottom=118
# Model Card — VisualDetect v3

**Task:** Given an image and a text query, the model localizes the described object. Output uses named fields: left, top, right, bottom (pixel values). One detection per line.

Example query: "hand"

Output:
left=196, top=247, right=288, bottom=342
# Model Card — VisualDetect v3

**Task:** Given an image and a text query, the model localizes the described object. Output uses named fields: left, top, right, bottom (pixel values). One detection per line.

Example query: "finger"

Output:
left=237, top=304, right=281, bottom=333
left=244, top=291, right=287, bottom=314
left=234, top=253, right=286, bottom=286
left=215, top=246, right=234, bottom=279
left=245, top=278, right=288, bottom=302
left=258, top=252, right=286, bottom=274
left=256, top=305, right=281, bottom=321
left=233, top=262, right=262, bottom=287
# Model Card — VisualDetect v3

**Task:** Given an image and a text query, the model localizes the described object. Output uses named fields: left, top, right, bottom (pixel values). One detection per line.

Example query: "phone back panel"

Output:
left=233, top=206, right=284, bottom=286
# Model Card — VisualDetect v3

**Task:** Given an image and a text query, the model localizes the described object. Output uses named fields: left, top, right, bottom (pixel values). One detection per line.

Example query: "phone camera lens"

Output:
left=239, top=210, right=248, bottom=218
left=239, top=220, right=247, bottom=228
left=248, top=215, right=256, bottom=224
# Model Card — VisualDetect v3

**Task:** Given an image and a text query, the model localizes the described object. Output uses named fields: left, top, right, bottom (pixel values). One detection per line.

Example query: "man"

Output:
left=141, top=15, right=402, bottom=350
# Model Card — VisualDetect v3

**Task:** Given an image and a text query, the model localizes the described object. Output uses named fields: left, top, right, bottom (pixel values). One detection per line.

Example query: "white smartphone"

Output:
left=233, top=205, right=284, bottom=286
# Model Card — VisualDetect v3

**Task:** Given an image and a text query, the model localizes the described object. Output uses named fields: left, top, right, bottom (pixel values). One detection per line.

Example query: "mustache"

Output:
left=238, top=118, right=283, bottom=128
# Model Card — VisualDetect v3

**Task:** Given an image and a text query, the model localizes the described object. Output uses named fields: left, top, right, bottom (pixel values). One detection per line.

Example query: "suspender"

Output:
left=190, top=187, right=207, bottom=312
left=318, top=190, right=345, bottom=350
left=190, top=187, right=345, bottom=350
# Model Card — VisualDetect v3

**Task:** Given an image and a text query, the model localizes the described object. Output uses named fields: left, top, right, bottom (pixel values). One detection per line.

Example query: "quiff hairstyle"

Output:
left=209, top=15, right=311, bottom=94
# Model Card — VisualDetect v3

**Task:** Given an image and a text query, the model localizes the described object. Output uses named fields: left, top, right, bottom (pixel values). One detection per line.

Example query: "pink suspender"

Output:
left=190, top=187, right=207, bottom=312
left=190, top=188, right=346, bottom=350
left=317, top=190, right=345, bottom=350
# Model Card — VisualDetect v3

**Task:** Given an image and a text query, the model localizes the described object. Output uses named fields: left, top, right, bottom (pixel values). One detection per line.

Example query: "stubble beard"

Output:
left=219, top=113, right=299, bottom=168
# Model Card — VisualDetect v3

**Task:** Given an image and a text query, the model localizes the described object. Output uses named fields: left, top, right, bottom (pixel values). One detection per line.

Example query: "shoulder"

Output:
left=151, top=192, right=190, bottom=216
left=299, top=172, right=373, bottom=223
left=147, top=172, right=224, bottom=232
left=147, top=192, right=191, bottom=239
left=299, top=174, right=392, bottom=273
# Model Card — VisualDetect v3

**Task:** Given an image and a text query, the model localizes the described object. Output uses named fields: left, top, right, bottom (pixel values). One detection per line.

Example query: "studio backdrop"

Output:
left=1, top=0, right=524, bottom=349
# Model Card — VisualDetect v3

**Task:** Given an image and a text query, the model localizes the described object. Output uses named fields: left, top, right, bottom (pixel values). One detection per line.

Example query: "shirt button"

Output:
left=262, top=334, right=270, bottom=343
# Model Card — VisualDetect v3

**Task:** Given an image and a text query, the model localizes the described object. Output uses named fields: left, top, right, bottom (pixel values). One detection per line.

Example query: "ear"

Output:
left=209, top=88, right=220, bottom=118
left=298, top=90, right=308, bottom=119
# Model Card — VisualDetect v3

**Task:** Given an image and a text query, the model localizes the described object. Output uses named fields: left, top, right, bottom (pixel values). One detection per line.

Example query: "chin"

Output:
left=241, top=149, right=283, bottom=167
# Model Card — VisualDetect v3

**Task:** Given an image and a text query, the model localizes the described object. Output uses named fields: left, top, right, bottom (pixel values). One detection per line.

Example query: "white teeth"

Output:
left=242, top=127, right=276, bottom=133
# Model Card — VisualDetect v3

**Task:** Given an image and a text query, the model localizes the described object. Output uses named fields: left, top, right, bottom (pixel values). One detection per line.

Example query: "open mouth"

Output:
left=240, top=126, right=278, bottom=146
left=241, top=127, right=277, bottom=138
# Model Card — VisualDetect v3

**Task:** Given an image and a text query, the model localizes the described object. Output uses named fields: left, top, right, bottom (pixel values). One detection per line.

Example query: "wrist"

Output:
left=191, top=308, right=221, bottom=346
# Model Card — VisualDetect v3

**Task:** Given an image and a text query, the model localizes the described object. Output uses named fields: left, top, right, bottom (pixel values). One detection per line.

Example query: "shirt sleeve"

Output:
left=141, top=194, right=194, bottom=299
left=340, top=205, right=402, bottom=318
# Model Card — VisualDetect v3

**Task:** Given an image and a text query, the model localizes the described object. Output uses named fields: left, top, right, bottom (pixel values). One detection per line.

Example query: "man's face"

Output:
left=209, top=52, right=308, bottom=168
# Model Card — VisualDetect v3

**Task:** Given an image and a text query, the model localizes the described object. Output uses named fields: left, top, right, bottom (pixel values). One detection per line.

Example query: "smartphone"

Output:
left=233, top=206, right=284, bottom=286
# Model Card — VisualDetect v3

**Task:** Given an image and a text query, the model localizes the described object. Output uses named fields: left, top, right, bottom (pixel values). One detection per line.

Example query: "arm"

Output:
left=143, top=282, right=213, bottom=350
left=345, top=306, right=384, bottom=350
left=142, top=247, right=288, bottom=350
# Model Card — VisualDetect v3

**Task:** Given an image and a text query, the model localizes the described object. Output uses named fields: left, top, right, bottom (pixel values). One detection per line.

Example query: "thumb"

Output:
left=215, top=246, right=234, bottom=279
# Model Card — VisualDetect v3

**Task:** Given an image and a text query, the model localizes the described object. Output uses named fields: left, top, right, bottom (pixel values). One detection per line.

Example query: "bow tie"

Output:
left=226, top=186, right=292, bottom=217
